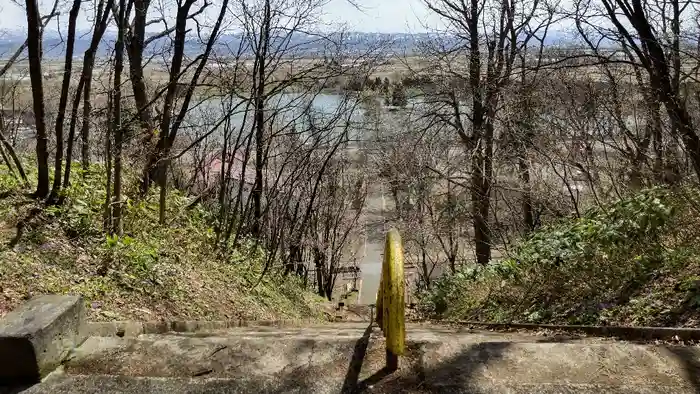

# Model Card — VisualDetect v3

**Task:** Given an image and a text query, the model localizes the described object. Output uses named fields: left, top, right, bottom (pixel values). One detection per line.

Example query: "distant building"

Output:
left=204, top=149, right=257, bottom=201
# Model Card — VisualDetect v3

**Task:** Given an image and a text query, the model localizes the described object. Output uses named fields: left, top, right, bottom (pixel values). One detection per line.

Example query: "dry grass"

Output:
left=0, top=162, right=325, bottom=322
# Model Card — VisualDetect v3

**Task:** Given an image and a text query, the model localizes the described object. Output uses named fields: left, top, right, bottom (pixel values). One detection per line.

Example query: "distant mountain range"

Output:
left=0, top=29, right=572, bottom=61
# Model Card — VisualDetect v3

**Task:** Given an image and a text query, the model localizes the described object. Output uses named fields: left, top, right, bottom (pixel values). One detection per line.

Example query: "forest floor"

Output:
left=0, top=162, right=326, bottom=322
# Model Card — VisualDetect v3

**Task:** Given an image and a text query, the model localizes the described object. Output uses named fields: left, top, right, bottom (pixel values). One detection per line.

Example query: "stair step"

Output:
left=19, top=373, right=697, bottom=394
left=63, top=333, right=387, bottom=379
left=54, top=329, right=700, bottom=390
left=81, top=321, right=377, bottom=337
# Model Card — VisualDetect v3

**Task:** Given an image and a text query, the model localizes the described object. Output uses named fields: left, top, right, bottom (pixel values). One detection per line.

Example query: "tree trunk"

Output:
left=130, top=0, right=158, bottom=195
left=126, top=0, right=154, bottom=132
left=0, top=114, right=27, bottom=183
left=48, top=0, right=81, bottom=203
left=471, top=109, right=495, bottom=265
left=80, top=70, right=93, bottom=169
left=650, top=101, right=664, bottom=180
left=252, top=101, right=265, bottom=236
left=104, top=96, right=113, bottom=232
left=0, top=141, right=17, bottom=180
left=448, top=252, right=457, bottom=274
left=313, top=246, right=324, bottom=297
left=466, top=0, right=492, bottom=265
left=614, top=0, right=700, bottom=180
left=518, top=155, right=534, bottom=231
left=421, top=247, right=430, bottom=289
left=158, top=0, right=229, bottom=224
left=25, top=0, right=50, bottom=198
left=111, top=0, right=127, bottom=235
left=63, top=0, right=116, bottom=189
left=251, top=0, right=271, bottom=237
left=471, top=154, right=491, bottom=265
left=667, top=99, right=700, bottom=179
left=156, top=0, right=196, bottom=224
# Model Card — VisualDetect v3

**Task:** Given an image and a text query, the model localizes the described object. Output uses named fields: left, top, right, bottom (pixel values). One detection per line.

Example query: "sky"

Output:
left=0, top=0, right=441, bottom=34
left=324, top=0, right=442, bottom=33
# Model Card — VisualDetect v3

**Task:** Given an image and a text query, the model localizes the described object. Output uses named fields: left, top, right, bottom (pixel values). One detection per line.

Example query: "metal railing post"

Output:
left=376, top=228, right=405, bottom=371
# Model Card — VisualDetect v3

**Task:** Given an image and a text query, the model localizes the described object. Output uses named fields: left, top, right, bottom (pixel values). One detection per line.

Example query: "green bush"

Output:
left=0, top=162, right=323, bottom=321
left=418, top=187, right=700, bottom=326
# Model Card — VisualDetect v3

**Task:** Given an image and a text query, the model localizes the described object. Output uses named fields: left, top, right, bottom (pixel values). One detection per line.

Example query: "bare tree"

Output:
left=574, top=0, right=700, bottom=180
left=420, top=0, right=549, bottom=264
left=308, top=154, right=366, bottom=299
left=48, top=0, right=82, bottom=202
left=0, top=2, right=60, bottom=186
left=24, top=0, right=56, bottom=198
left=109, top=0, right=127, bottom=235
left=63, top=0, right=114, bottom=188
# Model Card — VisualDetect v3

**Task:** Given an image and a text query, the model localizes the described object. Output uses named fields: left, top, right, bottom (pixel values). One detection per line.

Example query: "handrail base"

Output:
left=386, top=349, right=398, bottom=372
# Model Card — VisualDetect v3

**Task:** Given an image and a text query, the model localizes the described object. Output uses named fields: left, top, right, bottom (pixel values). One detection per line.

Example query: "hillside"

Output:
left=0, top=163, right=324, bottom=322
left=418, top=186, right=700, bottom=327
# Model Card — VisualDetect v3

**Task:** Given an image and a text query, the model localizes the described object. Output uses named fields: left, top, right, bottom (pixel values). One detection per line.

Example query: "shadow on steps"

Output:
left=22, top=319, right=700, bottom=393
left=0, top=383, right=33, bottom=394
left=340, top=323, right=374, bottom=393
left=364, top=341, right=512, bottom=393
left=338, top=321, right=512, bottom=393
left=664, top=346, right=700, bottom=394
left=19, top=337, right=700, bottom=393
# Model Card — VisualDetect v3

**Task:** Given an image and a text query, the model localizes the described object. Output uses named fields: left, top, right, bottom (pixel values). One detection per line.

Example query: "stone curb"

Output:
left=83, top=319, right=357, bottom=337
left=0, top=295, right=85, bottom=384
left=85, top=318, right=700, bottom=341
left=442, top=320, right=700, bottom=341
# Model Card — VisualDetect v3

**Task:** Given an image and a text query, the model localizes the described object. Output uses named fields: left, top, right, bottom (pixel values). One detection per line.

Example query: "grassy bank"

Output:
left=0, top=163, right=324, bottom=321
left=418, top=186, right=700, bottom=327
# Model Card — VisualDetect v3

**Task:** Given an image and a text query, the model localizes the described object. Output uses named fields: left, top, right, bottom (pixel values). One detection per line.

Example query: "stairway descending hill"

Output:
left=15, top=319, right=700, bottom=394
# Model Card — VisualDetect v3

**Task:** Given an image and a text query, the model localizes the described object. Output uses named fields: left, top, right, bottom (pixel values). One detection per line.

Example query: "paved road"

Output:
left=357, top=179, right=391, bottom=304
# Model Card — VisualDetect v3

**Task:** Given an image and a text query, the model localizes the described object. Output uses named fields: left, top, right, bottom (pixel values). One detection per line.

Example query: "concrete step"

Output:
left=82, top=321, right=378, bottom=337
left=24, top=324, right=700, bottom=393
left=7, top=297, right=694, bottom=393
left=19, top=373, right=698, bottom=394
left=90, top=320, right=617, bottom=340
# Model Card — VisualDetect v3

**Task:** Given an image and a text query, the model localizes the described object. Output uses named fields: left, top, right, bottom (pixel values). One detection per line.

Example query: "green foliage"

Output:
left=44, top=164, right=107, bottom=237
left=0, top=162, right=323, bottom=321
left=103, top=234, right=159, bottom=284
left=0, top=169, right=23, bottom=191
left=508, top=187, right=672, bottom=273
left=418, top=187, right=700, bottom=326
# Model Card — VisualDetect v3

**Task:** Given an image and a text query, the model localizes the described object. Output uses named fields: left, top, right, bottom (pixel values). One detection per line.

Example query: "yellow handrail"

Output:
left=375, top=228, right=405, bottom=371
